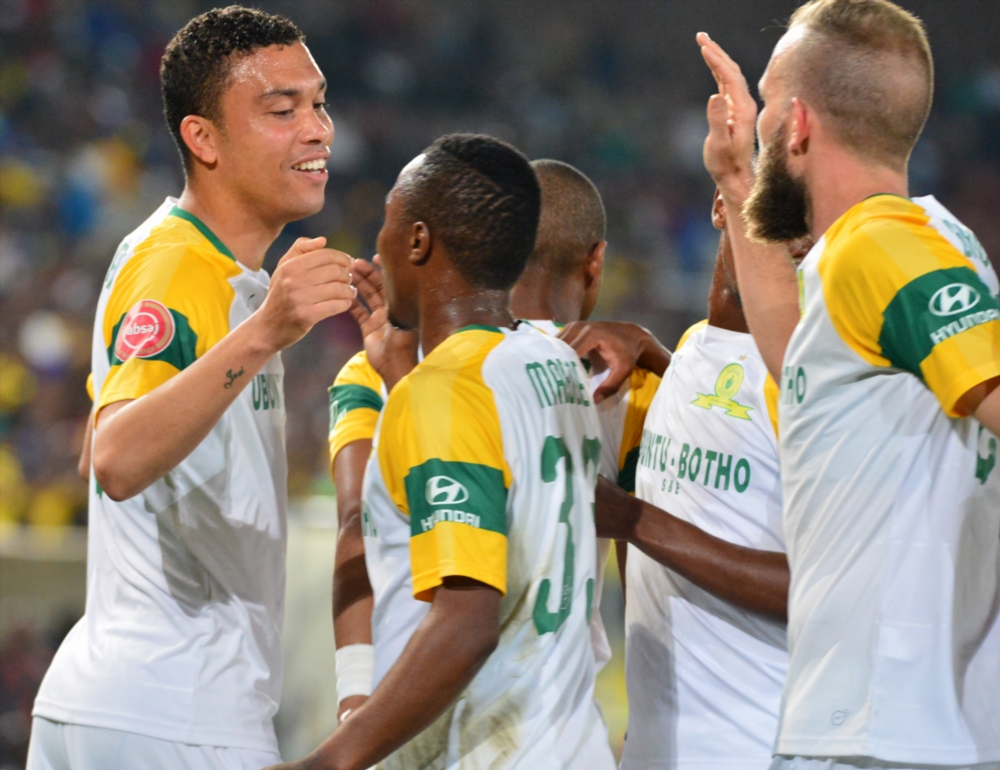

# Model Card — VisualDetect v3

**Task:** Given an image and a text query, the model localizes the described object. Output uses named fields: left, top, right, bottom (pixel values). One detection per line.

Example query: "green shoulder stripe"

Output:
left=617, top=446, right=640, bottom=494
left=407, top=459, right=508, bottom=537
left=879, top=266, right=999, bottom=378
left=169, top=206, right=235, bottom=261
left=329, top=383, right=384, bottom=428
left=107, top=309, right=198, bottom=371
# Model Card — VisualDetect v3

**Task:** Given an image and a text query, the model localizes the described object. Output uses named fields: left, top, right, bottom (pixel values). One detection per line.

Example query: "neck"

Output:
left=418, top=285, right=515, bottom=355
left=707, top=236, right=749, bottom=334
left=176, top=175, right=284, bottom=271
left=509, top=269, right=584, bottom=324
left=806, top=148, right=908, bottom=239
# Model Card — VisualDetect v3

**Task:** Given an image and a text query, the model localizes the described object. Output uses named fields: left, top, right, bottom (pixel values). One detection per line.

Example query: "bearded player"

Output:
left=29, top=8, right=356, bottom=769
left=700, top=0, right=1000, bottom=767
left=275, top=135, right=615, bottom=770
left=325, top=159, right=661, bottom=727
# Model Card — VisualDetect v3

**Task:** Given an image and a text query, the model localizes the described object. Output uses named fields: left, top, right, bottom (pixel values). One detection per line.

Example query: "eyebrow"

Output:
left=259, top=80, right=327, bottom=100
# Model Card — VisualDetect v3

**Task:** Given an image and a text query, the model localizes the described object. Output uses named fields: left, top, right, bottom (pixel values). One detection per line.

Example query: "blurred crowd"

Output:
left=0, top=0, right=998, bottom=763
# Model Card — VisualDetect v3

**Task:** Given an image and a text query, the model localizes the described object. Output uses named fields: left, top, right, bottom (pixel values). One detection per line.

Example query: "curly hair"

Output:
left=160, top=6, right=303, bottom=170
left=398, top=134, right=542, bottom=291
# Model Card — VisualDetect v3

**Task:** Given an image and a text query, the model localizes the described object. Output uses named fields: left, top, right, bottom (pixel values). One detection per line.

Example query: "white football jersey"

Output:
left=777, top=194, right=1000, bottom=764
left=34, top=200, right=287, bottom=752
left=622, top=321, right=788, bottom=770
left=331, top=321, right=658, bottom=683
left=524, top=319, right=660, bottom=670
left=363, top=323, right=615, bottom=769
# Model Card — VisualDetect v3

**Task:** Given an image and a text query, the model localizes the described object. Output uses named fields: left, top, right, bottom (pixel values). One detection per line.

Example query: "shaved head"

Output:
left=780, top=0, right=933, bottom=169
left=526, top=160, right=606, bottom=278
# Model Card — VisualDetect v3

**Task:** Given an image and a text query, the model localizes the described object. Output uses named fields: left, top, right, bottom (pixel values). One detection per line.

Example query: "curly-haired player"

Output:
left=27, top=6, right=355, bottom=769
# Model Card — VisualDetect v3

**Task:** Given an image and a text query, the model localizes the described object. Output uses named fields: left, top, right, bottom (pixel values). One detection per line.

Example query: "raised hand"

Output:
left=257, top=237, right=356, bottom=353
left=697, top=32, right=758, bottom=198
left=349, top=256, right=418, bottom=391
left=558, top=321, right=670, bottom=403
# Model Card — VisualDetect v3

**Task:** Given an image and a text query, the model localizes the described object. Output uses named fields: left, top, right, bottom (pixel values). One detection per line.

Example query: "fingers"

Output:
left=592, top=359, right=632, bottom=403
left=353, top=267, right=387, bottom=313
left=349, top=297, right=372, bottom=327
left=279, top=236, right=327, bottom=264
left=294, top=247, right=354, bottom=272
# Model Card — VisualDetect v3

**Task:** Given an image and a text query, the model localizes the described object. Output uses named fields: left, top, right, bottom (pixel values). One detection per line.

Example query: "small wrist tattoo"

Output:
left=224, top=366, right=245, bottom=389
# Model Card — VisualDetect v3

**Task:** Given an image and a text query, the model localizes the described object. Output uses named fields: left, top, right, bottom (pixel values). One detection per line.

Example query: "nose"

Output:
left=302, top=108, right=333, bottom=147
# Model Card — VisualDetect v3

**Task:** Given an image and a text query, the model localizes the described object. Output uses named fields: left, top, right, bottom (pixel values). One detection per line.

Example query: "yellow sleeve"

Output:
left=821, top=215, right=1000, bottom=417
left=764, top=374, right=780, bottom=439
left=378, top=330, right=511, bottom=602
left=616, top=367, right=661, bottom=493
left=675, top=320, right=708, bottom=353
left=99, top=239, right=237, bottom=411
left=86, top=373, right=94, bottom=402
left=328, top=351, right=384, bottom=464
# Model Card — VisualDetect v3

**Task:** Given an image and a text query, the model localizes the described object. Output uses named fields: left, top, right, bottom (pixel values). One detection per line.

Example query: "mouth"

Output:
left=290, top=157, right=329, bottom=177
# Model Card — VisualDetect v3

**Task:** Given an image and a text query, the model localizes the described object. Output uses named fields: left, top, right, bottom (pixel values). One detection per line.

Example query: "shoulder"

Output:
left=332, top=350, right=384, bottom=393
left=820, top=195, right=975, bottom=292
left=675, top=320, right=708, bottom=353
left=112, top=220, right=240, bottom=307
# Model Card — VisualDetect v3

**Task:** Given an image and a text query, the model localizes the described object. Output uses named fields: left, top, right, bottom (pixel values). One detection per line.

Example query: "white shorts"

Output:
left=770, top=756, right=1000, bottom=770
left=26, top=717, right=282, bottom=770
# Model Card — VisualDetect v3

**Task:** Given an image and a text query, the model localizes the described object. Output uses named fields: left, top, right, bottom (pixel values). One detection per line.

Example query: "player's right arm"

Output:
left=596, top=476, right=789, bottom=620
left=697, top=32, right=801, bottom=380
left=94, top=237, right=355, bottom=501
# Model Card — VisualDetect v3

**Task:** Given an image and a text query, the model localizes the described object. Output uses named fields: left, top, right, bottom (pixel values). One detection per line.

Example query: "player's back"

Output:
left=368, top=323, right=615, bottom=769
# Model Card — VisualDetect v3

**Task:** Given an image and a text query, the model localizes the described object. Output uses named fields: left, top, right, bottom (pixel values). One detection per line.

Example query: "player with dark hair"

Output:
left=277, top=134, right=616, bottom=770
left=28, top=6, right=355, bottom=769
left=699, top=0, right=1000, bottom=767
left=325, top=157, right=660, bottom=742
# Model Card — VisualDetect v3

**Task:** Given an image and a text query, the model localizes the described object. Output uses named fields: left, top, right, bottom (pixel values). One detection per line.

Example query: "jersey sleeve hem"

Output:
left=935, top=359, right=1000, bottom=417
left=97, top=360, right=178, bottom=411
left=412, top=560, right=507, bottom=602
left=329, top=408, right=380, bottom=464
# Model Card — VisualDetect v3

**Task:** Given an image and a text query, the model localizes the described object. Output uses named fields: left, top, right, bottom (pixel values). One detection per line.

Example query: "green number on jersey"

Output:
left=533, top=435, right=600, bottom=635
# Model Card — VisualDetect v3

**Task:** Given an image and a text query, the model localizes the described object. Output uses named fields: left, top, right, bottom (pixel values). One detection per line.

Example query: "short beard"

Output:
left=744, top=124, right=811, bottom=244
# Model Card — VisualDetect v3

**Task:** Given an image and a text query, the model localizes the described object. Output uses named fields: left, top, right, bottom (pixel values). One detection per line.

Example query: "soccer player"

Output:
left=276, top=135, right=616, bottom=770
left=699, top=0, right=1000, bottom=768
left=563, top=191, right=811, bottom=769
left=326, top=159, right=661, bottom=724
left=28, top=8, right=355, bottom=769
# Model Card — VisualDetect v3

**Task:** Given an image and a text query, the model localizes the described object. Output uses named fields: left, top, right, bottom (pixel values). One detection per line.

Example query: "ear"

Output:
left=584, top=241, right=606, bottom=288
left=179, top=115, right=220, bottom=166
left=788, top=97, right=811, bottom=156
left=408, top=221, right=432, bottom=265
left=711, top=188, right=726, bottom=231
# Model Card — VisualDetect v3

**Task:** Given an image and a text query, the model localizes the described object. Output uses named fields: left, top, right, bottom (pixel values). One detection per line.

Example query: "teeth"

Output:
left=293, top=159, right=327, bottom=171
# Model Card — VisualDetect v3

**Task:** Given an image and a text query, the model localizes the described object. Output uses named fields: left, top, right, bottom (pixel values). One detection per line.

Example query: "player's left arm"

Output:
left=267, top=577, right=501, bottom=770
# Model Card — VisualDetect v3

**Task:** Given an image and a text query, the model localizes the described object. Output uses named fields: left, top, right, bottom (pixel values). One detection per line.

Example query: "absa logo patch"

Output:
left=115, top=299, right=175, bottom=361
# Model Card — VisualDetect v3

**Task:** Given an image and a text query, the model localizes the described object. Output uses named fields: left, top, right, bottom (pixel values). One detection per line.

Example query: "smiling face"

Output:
left=212, top=41, right=333, bottom=225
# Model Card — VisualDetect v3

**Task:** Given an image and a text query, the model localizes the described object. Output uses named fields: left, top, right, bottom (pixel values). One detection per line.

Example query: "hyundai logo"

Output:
left=425, top=476, right=470, bottom=505
left=929, top=283, right=981, bottom=317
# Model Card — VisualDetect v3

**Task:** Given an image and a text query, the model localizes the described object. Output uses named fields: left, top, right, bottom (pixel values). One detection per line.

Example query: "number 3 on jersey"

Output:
left=533, top=435, right=601, bottom=635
